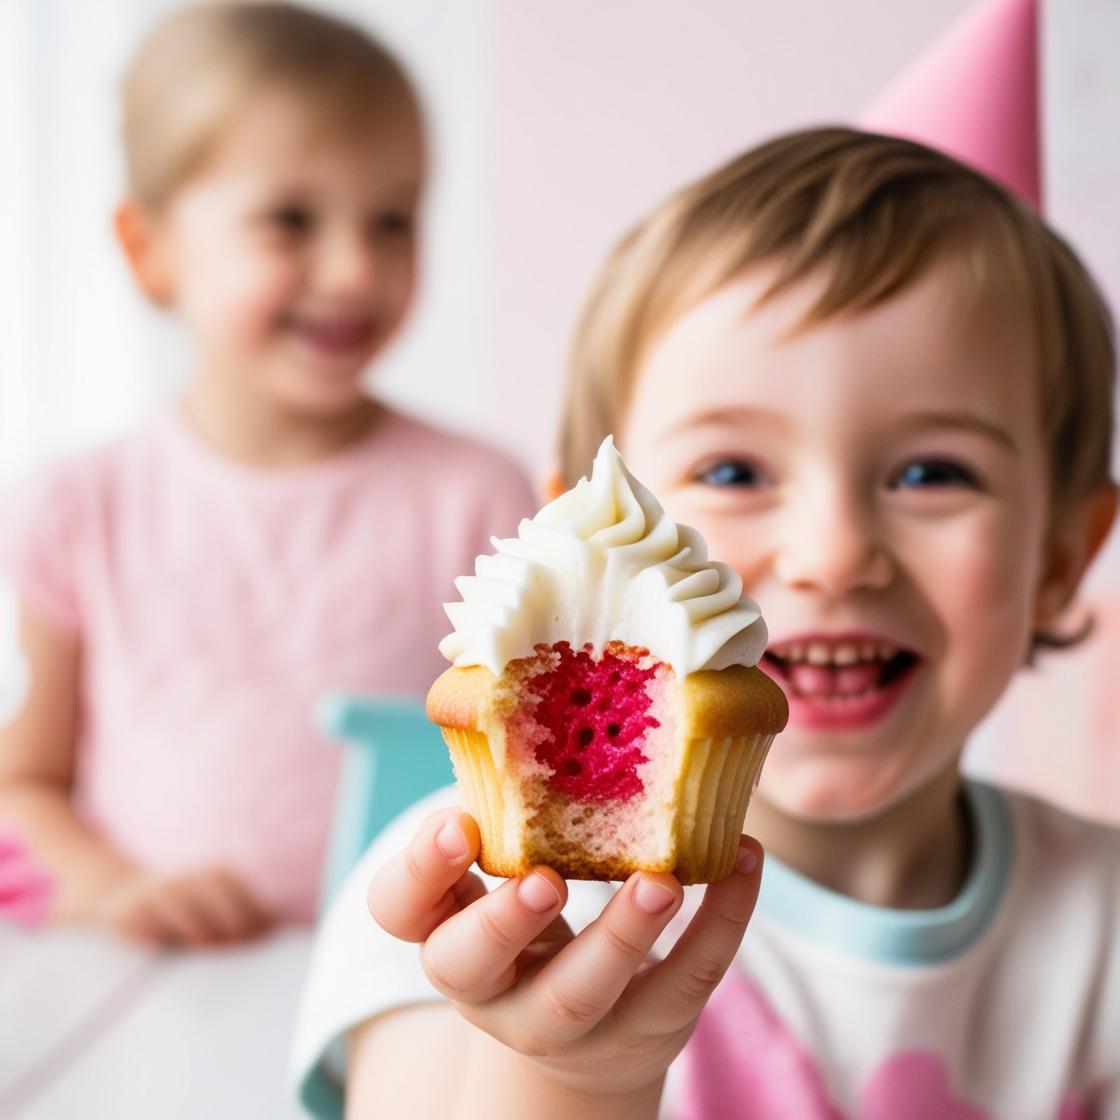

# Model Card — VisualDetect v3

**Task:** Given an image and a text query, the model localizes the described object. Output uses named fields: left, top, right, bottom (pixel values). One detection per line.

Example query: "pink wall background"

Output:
left=483, top=0, right=975, bottom=476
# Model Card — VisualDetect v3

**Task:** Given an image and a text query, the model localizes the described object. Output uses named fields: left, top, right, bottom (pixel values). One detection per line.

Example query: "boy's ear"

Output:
left=1034, top=483, right=1119, bottom=630
left=114, top=198, right=174, bottom=306
left=544, top=469, right=566, bottom=501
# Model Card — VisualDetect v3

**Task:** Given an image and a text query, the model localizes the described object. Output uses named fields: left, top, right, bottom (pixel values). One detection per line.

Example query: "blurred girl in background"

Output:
left=0, top=1, right=531, bottom=946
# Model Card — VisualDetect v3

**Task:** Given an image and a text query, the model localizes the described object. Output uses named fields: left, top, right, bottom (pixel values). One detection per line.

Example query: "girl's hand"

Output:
left=368, top=808, right=763, bottom=1099
left=97, top=866, right=275, bottom=948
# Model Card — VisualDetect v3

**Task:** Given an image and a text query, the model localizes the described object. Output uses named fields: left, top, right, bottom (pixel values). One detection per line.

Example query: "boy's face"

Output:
left=150, top=86, right=423, bottom=417
left=621, top=261, right=1059, bottom=823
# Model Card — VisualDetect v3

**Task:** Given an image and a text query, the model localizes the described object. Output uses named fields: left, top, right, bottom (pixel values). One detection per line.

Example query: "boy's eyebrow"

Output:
left=900, top=411, right=1021, bottom=454
left=662, top=407, right=1020, bottom=454
left=661, top=407, right=794, bottom=438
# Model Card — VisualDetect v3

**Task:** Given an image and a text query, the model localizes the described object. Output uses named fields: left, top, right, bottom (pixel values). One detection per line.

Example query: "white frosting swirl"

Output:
left=440, top=436, right=768, bottom=676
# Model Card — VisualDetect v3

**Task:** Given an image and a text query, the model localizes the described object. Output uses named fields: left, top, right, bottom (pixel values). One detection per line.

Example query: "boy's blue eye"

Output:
left=891, top=459, right=978, bottom=489
left=697, top=459, right=766, bottom=488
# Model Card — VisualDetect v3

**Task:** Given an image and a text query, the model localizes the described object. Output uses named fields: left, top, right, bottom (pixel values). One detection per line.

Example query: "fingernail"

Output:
left=735, top=841, right=759, bottom=875
left=517, top=873, right=560, bottom=914
left=632, top=877, right=675, bottom=915
left=435, top=819, right=469, bottom=860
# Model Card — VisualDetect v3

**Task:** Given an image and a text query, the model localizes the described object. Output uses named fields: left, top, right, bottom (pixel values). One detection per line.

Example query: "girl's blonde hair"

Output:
left=559, top=127, right=1115, bottom=655
left=122, top=1, right=420, bottom=209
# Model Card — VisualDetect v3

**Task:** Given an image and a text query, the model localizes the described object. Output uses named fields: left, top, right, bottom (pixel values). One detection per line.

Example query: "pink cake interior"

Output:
left=517, top=641, right=665, bottom=802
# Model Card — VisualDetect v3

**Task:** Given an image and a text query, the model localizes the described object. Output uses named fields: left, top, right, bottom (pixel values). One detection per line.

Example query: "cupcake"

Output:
left=427, top=437, right=787, bottom=884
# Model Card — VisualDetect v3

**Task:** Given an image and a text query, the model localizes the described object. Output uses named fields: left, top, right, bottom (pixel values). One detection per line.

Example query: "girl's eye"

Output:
left=890, top=459, right=978, bottom=489
left=696, top=459, right=769, bottom=488
left=372, top=211, right=414, bottom=237
left=267, top=206, right=313, bottom=234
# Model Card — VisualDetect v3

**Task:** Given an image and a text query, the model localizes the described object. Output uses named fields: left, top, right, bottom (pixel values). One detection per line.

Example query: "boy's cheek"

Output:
left=671, top=515, right=771, bottom=592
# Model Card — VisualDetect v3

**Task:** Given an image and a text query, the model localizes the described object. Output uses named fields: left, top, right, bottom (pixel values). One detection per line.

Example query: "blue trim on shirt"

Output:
left=756, top=780, right=1013, bottom=966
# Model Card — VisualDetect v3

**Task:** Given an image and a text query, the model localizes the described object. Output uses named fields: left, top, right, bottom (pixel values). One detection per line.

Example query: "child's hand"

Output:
left=369, top=808, right=763, bottom=1100
left=97, top=866, right=274, bottom=948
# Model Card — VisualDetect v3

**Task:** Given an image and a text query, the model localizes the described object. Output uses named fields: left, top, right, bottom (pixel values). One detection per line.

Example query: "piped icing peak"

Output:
left=439, top=436, right=768, bottom=676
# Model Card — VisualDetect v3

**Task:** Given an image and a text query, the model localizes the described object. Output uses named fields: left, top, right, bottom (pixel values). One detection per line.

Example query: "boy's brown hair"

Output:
left=122, top=1, right=420, bottom=209
left=560, top=127, right=1114, bottom=516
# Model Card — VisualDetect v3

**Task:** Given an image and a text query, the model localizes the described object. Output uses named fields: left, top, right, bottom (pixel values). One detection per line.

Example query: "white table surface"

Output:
left=0, top=924, right=311, bottom=1119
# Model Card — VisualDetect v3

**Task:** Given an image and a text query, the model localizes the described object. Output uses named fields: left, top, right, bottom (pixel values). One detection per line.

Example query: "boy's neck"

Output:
left=748, top=764, right=973, bottom=911
left=182, top=380, right=381, bottom=468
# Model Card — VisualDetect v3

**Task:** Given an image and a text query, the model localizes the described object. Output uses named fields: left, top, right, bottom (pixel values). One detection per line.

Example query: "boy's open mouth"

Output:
left=762, top=639, right=919, bottom=701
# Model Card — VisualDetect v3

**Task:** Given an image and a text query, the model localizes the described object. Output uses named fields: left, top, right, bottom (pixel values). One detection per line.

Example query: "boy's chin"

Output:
left=754, top=764, right=945, bottom=826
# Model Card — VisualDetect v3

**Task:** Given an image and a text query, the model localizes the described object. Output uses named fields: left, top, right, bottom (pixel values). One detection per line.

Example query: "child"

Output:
left=291, top=128, right=1120, bottom=1117
left=0, top=3, right=532, bottom=946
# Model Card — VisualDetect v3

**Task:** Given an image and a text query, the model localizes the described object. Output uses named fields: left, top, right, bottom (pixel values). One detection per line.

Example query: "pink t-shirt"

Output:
left=0, top=406, right=534, bottom=922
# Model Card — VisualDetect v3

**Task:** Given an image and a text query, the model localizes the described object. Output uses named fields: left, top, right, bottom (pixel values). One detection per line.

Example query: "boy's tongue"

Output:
left=786, top=661, right=883, bottom=697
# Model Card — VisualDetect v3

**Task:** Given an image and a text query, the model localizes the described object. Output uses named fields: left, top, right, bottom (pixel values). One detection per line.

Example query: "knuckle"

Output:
left=601, top=923, right=648, bottom=965
left=675, top=952, right=729, bottom=1003
left=477, top=906, right=519, bottom=955
left=540, top=978, right=601, bottom=1032
left=420, top=946, right=475, bottom=999
left=702, top=892, right=755, bottom=929
left=514, top=1028, right=554, bottom=1060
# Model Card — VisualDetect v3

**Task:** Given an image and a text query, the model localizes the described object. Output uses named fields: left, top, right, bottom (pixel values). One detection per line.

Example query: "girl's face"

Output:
left=152, top=87, right=423, bottom=417
left=620, top=262, right=1061, bottom=823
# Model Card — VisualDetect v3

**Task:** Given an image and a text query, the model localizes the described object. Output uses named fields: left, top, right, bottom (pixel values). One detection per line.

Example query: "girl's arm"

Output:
left=0, top=608, right=136, bottom=920
left=346, top=807, right=762, bottom=1118
left=0, top=607, right=274, bottom=944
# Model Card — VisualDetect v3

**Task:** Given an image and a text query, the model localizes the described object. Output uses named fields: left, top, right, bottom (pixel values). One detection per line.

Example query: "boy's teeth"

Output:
left=772, top=640, right=902, bottom=667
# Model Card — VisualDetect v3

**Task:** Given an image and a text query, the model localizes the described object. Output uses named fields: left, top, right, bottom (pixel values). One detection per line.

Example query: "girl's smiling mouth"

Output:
left=761, top=632, right=921, bottom=731
left=285, top=312, right=378, bottom=360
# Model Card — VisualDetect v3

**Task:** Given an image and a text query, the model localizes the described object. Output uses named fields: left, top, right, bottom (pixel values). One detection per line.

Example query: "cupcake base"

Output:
left=441, top=724, right=774, bottom=884
left=429, top=643, right=787, bottom=885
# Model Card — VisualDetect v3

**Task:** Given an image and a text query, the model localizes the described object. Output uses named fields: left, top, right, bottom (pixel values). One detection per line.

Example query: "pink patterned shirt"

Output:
left=0, top=406, right=533, bottom=922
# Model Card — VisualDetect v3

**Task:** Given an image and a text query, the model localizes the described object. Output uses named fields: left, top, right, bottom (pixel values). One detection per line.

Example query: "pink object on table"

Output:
left=860, top=0, right=1040, bottom=209
left=0, top=832, right=53, bottom=928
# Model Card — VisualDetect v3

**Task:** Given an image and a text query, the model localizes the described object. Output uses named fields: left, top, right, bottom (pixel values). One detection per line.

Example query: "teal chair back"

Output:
left=318, top=694, right=455, bottom=908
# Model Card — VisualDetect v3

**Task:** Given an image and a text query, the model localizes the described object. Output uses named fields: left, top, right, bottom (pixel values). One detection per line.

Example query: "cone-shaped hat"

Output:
left=861, top=0, right=1040, bottom=208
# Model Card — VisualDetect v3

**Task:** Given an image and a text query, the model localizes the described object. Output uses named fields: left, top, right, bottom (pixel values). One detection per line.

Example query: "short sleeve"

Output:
left=289, top=786, right=462, bottom=1120
left=0, top=463, right=85, bottom=632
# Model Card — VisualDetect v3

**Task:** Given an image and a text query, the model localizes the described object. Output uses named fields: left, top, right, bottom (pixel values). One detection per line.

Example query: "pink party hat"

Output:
left=861, top=0, right=1040, bottom=209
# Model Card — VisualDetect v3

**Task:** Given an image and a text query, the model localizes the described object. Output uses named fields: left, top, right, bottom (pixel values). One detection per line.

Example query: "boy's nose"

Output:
left=773, top=493, right=893, bottom=598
